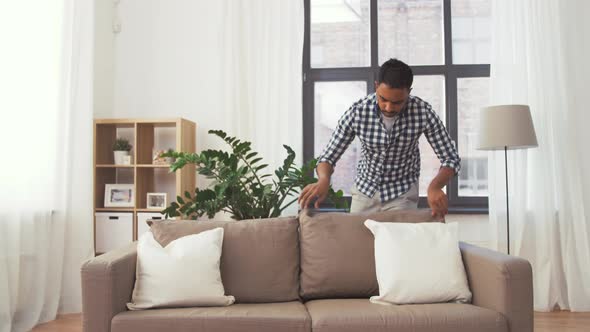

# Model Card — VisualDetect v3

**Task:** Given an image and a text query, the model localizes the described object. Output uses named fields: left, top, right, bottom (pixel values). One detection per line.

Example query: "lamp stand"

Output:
left=504, top=146, right=510, bottom=255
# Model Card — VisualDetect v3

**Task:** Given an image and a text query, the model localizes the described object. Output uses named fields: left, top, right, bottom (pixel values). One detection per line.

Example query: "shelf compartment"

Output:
left=136, top=167, right=177, bottom=210
left=94, top=168, right=134, bottom=209
left=136, top=123, right=178, bottom=165
left=95, top=122, right=135, bottom=165
left=95, top=212, right=133, bottom=253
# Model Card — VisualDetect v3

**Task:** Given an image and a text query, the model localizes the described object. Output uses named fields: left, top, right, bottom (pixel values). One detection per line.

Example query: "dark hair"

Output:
left=377, top=58, right=413, bottom=89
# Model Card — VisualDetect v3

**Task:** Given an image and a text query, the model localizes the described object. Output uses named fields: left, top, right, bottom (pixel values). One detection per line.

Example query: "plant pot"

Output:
left=114, top=150, right=130, bottom=165
left=164, top=157, right=175, bottom=164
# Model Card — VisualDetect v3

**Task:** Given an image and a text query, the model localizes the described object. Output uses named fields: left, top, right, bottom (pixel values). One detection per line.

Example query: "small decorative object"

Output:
left=113, top=138, right=132, bottom=165
left=164, top=148, right=175, bottom=164
left=152, top=149, right=167, bottom=165
left=147, top=193, right=167, bottom=209
left=104, top=184, right=134, bottom=207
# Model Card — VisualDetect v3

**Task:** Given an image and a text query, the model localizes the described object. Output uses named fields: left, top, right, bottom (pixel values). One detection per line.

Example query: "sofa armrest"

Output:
left=81, top=243, right=137, bottom=332
left=459, top=242, right=533, bottom=332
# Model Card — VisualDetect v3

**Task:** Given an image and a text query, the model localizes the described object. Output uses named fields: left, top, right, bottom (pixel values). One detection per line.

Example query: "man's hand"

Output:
left=426, top=166, right=454, bottom=219
left=298, top=177, right=330, bottom=209
left=427, top=186, right=448, bottom=219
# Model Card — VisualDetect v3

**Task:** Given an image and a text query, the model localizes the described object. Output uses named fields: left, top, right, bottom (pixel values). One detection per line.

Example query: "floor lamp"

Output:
left=477, top=105, right=538, bottom=255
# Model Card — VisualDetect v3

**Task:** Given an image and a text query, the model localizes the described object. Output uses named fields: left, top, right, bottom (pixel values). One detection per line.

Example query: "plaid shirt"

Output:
left=317, top=93, right=461, bottom=202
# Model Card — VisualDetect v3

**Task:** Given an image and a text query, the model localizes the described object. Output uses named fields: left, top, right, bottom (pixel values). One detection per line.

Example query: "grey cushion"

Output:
left=149, top=217, right=300, bottom=303
left=299, top=208, right=442, bottom=300
left=305, top=299, right=507, bottom=332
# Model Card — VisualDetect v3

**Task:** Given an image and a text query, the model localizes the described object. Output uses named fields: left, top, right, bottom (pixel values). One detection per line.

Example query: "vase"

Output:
left=114, top=150, right=129, bottom=165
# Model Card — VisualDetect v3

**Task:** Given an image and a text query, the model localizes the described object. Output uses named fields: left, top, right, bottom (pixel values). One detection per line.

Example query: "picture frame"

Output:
left=104, top=184, right=135, bottom=207
left=147, top=192, right=167, bottom=209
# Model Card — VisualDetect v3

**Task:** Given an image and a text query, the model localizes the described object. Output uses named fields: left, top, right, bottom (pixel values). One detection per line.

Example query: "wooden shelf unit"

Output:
left=93, top=118, right=196, bottom=254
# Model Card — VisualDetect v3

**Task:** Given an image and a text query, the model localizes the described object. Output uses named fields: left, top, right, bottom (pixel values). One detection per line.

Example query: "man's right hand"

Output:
left=298, top=177, right=330, bottom=209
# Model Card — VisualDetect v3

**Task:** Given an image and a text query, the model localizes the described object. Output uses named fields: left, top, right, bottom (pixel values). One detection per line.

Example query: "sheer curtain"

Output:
left=488, top=0, right=590, bottom=311
left=0, top=0, right=94, bottom=331
left=220, top=0, right=304, bottom=216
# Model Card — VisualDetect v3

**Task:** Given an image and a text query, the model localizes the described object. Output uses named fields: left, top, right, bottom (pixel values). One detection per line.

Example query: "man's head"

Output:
left=375, top=58, right=413, bottom=117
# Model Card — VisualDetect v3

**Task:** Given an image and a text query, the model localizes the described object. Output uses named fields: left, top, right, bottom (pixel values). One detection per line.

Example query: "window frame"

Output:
left=302, top=0, right=490, bottom=213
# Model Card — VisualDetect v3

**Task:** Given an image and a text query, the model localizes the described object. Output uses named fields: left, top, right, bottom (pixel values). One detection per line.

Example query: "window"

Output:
left=314, top=81, right=367, bottom=195
left=303, top=0, right=491, bottom=212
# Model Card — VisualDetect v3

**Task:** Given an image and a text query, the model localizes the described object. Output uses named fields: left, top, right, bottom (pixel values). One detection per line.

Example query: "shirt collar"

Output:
left=371, top=93, right=411, bottom=118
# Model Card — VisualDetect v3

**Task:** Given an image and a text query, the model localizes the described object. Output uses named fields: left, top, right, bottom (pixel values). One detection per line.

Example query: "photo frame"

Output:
left=147, top=192, right=167, bottom=209
left=104, top=184, right=135, bottom=207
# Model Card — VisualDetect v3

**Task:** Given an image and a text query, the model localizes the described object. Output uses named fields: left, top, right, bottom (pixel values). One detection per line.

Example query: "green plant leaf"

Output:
left=255, top=164, right=268, bottom=171
left=162, top=130, right=348, bottom=220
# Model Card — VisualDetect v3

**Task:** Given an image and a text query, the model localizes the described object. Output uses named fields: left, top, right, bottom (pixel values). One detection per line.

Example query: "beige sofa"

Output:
left=81, top=209, right=533, bottom=332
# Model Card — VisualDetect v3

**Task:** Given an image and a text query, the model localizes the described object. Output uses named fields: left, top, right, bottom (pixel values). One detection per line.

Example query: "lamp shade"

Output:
left=477, top=104, right=538, bottom=150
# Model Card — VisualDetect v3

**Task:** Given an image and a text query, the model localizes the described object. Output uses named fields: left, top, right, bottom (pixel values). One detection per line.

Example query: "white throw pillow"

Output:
left=364, top=220, right=472, bottom=305
left=127, top=228, right=235, bottom=310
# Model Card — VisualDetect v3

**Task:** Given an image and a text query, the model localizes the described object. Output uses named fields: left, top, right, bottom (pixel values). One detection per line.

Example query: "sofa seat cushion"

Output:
left=299, top=209, right=442, bottom=300
left=111, top=301, right=311, bottom=332
left=149, top=217, right=300, bottom=303
left=304, top=299, right=507, bottom=332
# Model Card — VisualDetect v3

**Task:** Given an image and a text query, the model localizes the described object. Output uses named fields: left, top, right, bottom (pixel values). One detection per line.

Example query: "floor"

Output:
left=30, top=311, right=590, bottom=332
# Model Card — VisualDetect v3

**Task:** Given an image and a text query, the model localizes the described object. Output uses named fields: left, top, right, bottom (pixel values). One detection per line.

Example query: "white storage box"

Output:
left=95, top=212, right=133, bottom=253
left=137, top=212, right=173, bottom=238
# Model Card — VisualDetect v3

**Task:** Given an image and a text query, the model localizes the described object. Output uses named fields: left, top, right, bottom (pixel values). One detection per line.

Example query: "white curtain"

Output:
left=489, top=0, right=590, bottom=311
left=220, top=0, right=304, bottom=216
left=0, top=0, right=94, bottom=331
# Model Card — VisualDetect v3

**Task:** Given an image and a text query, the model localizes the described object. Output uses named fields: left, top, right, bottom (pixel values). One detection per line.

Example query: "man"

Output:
left=298, top=58, right=460, bottom=218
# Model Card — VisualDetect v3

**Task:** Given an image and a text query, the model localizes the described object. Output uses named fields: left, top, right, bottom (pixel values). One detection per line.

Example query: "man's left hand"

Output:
left=427, top=187, right=448, bottom=219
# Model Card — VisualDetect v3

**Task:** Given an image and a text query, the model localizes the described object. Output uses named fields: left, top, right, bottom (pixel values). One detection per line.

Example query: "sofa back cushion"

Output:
left=149, top=217, right=300, bottom=303
left=298, top=209, right=443, bottom=300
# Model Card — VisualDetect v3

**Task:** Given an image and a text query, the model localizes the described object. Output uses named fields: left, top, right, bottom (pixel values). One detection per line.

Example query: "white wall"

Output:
left=447, top=214, right=491, bottom=248
left=94, top=0, right=231, bottom=147
left=111, top=0, right=227, bottom=151
left=93, top=0, right=114, bottom=117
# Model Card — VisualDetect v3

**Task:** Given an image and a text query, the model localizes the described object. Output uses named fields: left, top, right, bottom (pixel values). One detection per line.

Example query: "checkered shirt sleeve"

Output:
left=316, top=106, right=356, bottom=167
left=424, top=107, right=461, bottom=174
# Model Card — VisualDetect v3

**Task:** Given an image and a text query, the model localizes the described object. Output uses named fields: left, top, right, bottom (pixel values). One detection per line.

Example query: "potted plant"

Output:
left=163, top=148, right=175, bottom=164
left=113, top=138, right=132, bottom=165
left=161, top=130, right=347, bottom=220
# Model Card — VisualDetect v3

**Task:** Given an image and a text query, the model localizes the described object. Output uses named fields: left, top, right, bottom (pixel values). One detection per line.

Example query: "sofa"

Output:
left=81, top=209, right=533, bottom=332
